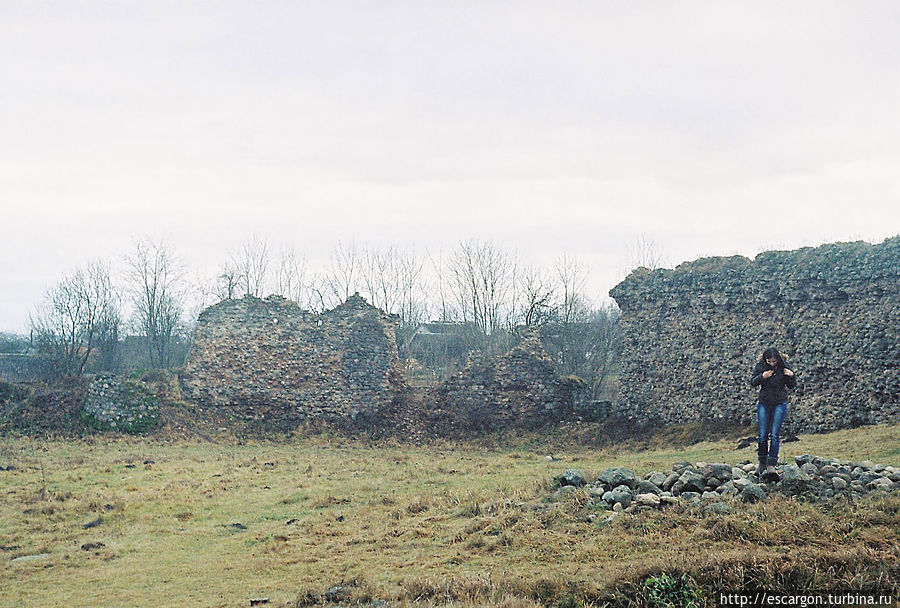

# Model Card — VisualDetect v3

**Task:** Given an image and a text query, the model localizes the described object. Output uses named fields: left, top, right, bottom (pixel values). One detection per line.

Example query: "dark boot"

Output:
left=763, top=456, right=781, bottom=482
left=757, top=441, right=768, bottom=474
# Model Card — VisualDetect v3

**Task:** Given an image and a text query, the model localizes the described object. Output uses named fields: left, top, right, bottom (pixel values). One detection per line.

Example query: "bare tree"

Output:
left=518, top=264, right=556, bottom=326
left=540, top=302, right=621, bottom=401
left=588, top=302, right=621, bottom=397
left=360, top=246, right=427, bottom=318
left=356, top=244, right=429, bottom=353
left=555, top=253, right=590, bottom=324
left=447, top=239, right=517, bottom=335
left=92, top=289, right=122, bottom=373
left=394, top=247, right=429, bottom=331
left=30, top=260, right=120, bottom=377
left=323, top=240, right=362, bottom=307
left=126, top=239, right=185, bottom=369
left=231, top=235, right=271, bottom=297
left=427, top=248, right=457, bottom=323
left=361, top=245, right=402, bottom=313
left=504, top=254, right=621, bottom=400
left=270, top=246, right=307, bottom=304
left=304, top=271, right=330, bottom=313
left=214, top=265, right=240, bottom=301
left=627, top=235, right=665, bottom=271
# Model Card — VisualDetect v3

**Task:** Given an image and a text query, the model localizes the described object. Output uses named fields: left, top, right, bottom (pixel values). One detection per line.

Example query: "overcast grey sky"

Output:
left=2, top=2, right=899, bottom=333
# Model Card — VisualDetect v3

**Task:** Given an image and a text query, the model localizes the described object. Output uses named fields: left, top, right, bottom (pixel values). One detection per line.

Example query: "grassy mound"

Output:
left=0, top=377, right=91, bottom=436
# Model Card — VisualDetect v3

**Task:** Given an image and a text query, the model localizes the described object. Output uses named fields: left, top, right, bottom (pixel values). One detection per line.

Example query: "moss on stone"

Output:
left=82, top=375, right=160, bottom=434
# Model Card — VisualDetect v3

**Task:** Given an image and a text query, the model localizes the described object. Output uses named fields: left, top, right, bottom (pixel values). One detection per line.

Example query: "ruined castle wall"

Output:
left=181, top=297, right=589, bottom=434
left=180, top=294, right=402, bottom=424
left=609, top=237, right=900, bottom=433
left=426, top=330, right=580, bottom=433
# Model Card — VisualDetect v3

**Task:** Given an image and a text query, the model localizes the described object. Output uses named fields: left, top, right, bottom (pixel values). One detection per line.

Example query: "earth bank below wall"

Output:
left=609, top=237, right=900, bottom=433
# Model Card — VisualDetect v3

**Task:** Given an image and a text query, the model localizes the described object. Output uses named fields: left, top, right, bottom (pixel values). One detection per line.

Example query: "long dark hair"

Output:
left=760, top=347, right=786, bottom=368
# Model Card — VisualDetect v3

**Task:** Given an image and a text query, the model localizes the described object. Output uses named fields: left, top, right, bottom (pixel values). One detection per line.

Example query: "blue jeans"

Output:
left=757, top=402, right=787, bottom=466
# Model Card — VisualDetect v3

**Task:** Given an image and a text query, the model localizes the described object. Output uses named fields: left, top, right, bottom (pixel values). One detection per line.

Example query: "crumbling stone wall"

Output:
left=609, top=237, right=900, bottom=433
left=181, top=294, right=404, bottom=425
left=82, top=374, right=160, bottom=434
left=182, top=296, right=587, bottom=434
left=425, top=329, right=582, bottom=433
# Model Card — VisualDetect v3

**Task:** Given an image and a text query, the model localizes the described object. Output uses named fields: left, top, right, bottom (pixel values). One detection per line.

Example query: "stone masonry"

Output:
left=609, top=237, right=900, bottom=433
left=181, top=294, right=404, bottom=425
left=180, top=297, right=582, bottom=433
left=82, top=374, right=160, bottom=434
left=426, top=328, right=581, bottom=433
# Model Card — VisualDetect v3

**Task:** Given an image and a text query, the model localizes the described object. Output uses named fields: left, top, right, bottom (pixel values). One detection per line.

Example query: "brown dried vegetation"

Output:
left=0, top=423, right=897, bottom=607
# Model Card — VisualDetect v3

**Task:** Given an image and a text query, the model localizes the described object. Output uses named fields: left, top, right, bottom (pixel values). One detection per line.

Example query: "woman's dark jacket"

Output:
left=750, top=362, right=797, bottom=406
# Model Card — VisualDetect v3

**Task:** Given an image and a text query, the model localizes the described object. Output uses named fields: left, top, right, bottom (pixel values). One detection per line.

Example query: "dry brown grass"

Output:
left=0, top=423, right=897, bottom=607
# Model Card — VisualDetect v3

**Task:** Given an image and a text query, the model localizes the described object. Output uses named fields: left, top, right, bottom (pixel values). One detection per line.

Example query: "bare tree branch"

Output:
left=30, top=260, right=120, bottom=377
left=447, top=239, right=516, bottom=335
left=273, top=246, right=309, bottom=304
left=324, top=240, right=362, bottom=307
left=126, top=239, right=185, bottom=369
left=518, top=264, right=555, bottom=326
left=627, top=235, right=665, bottom=271
left=231, top=235, right=271, bottom=297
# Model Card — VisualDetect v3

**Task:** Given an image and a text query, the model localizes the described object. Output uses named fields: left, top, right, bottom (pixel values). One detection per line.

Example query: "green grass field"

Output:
left=2, top=423, right=898, bottom=607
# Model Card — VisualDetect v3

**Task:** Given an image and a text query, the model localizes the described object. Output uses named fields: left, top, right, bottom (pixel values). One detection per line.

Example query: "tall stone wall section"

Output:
left=180, top=294, right=403, bottom=424
left=609, top=238, right=900, bottom=433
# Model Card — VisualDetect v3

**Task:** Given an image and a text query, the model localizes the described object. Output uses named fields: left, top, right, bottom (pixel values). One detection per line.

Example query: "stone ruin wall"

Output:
left=181, top=294, right=403, bottom=425
left=424, top=329, right=579, bottom=434
left=609, top=237, right=900, bottom=433
left=181, top=295, right=579, bottom=432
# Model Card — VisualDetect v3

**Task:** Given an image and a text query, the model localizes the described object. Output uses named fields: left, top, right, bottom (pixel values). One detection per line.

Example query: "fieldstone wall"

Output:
left=82, top=374, right=160, bottom=434
left=609, top=237, right=900, bottom=433
left=426, top=328, right=582, bottom=433
left=180, top=294, right=404, bottom=425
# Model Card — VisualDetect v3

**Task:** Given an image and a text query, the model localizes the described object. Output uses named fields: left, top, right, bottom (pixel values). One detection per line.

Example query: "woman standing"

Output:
left=750, top=347, right=796, bottom=479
